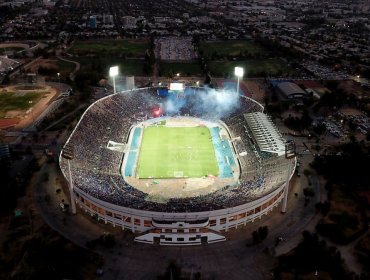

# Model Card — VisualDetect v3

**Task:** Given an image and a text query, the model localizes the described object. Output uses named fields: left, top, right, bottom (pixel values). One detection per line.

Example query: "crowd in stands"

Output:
left=60, top=87, right=290, bottom=213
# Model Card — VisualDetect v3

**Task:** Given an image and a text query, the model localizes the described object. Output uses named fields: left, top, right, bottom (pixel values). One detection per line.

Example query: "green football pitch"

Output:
left=137, top=126, right=219, bottom=178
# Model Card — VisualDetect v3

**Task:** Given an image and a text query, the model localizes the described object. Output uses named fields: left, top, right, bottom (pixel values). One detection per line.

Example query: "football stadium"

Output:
left=59, top=85, right=296, bottom=245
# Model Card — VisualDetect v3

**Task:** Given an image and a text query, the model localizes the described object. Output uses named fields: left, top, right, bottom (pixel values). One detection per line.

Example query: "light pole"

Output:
left=61, top=145, right=77, bottom=214
left=234, top=66, right=244, bottom=95
left=28, top=100, right=34, bottom=123
left=281, top=140, right=296, bottom=213
left=109, top=66, right=119, bottom=94
left=57, top=73, right=61, bottom=93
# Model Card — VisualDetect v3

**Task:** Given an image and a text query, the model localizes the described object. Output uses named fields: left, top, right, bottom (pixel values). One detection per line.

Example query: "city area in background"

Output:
left=0, top=0, right=369, bottom=280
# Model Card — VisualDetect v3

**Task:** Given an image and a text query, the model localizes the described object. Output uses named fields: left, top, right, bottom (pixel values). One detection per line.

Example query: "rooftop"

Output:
left=244, top=112, right=286, bottom=156
left=277, top=82, right=307, bottom=98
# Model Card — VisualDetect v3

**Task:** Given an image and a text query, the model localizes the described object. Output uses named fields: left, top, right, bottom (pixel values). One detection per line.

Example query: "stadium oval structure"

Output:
left=60, top=87, right=296, bottom=246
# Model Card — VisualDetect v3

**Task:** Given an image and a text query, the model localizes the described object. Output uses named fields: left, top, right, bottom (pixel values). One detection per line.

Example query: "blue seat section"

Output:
left=130, top=127, right=141, bottom=150
left=210, top=127, right=236, bottom=178
left=125, top=151, right=137, bottom=177
left=124, top=127, right=141, bottom=177
left=157, top=88, right=169, bottom=97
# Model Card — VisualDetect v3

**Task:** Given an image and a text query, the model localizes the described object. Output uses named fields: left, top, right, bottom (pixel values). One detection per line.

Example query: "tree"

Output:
left=303, top=169, right=311, bottom=177
left=301, top=110, right=312, bottom=128
left=326, top=80, right=339, bottom=91
left=258, top=226, right=269, bottom=240
left=313, top=123, right=326, bottom=135
left=252, top=230, right=259, bottom=244
left=38, top=66, right=57, bottom=76
left=252, top=226, right=269, bottom=244
left=158, top=261, right=182, bottom=280
left=143, top=48, right=155, bottom=75
left=303, top=187, right=315, bottom=197
left=204, top=71, right=211, bottom=85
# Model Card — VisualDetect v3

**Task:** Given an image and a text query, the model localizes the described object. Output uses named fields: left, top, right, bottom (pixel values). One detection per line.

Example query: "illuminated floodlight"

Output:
left=234, top=66, right=244, bottom=95
left=176, top=73, right=180, bottom=77
left=170, top=82, right=184, bottom=91
left=109, top=66, right=119, bottom=77
left=109, top=66, right=119, bottom=94
left=234, top=67, right=244, bottom=77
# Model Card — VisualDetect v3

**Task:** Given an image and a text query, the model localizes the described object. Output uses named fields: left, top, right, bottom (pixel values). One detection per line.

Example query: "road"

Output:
left=32, top=156, right=325, bottom=280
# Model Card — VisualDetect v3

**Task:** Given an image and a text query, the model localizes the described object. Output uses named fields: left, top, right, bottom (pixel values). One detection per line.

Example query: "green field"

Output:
left=137, top=126, right=219, bottom=178
left=200, top=40, right=267, bottom=58
left=208, top=59, right=297, bottom=77
left=0, top=46, right=25, bottom=54
left=0, top=92, right=43, bottom=117
left=70, top=40, right=149, bottom=57
left=75, top=57, right=145, bottom=75
left=159, top=62, right=202, bottom=77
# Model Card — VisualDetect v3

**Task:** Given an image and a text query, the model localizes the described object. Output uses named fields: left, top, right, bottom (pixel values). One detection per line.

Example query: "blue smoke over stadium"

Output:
left=163, top=86, right=241, bottom=119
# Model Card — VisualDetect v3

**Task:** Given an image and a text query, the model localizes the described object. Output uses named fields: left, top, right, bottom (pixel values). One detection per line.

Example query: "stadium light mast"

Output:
left=234, top=66, right=244, bottom=95
left=109, top=66, right=119, bottom=94
left=281, top=140, right=296, bottom=213
left=61, top=144, right=77, bottom=214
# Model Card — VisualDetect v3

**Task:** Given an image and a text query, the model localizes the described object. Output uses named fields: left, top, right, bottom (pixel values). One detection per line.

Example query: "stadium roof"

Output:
left=277, top=82, right=307, bottom=99
left=244, top=112, right=286, bottom=156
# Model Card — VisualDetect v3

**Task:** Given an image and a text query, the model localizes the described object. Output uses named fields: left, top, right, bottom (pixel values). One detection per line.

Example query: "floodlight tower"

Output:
left=57, top=72, right=61, bottom=91
left=61, top=144, right=77, bottom=214
left=234, top=66, right=244, bottom=95
left=281, top=140, right=296, bottom=213
left=109, top=66, right=119, bottom=94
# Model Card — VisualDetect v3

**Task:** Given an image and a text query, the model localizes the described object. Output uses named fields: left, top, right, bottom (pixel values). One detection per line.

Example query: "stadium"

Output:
left=59, top=85, right=296, bottom=245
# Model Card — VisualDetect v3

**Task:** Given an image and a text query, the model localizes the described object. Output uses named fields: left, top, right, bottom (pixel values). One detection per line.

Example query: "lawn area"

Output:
left=208, top=59, right=296, bottom=77
left=75, top=57, right=145, bottom=76
left=0, top=91, right=43, bottom=117
left=200, top=40, right=267, bottom=58
left=159, top=62, right=202, bottom=77
left=137, top=126, right=218, bottom=178
left=0, top=46, right=25, bottom=54
left=70, top=39, right=149, bottom=57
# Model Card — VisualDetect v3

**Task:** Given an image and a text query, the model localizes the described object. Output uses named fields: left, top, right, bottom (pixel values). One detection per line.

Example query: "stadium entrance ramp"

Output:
left=134, top=220, right=226, bottom=246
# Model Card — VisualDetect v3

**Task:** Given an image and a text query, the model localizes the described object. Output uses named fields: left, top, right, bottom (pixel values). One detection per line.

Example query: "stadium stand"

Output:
left=60, top=87, right=295, bottom=243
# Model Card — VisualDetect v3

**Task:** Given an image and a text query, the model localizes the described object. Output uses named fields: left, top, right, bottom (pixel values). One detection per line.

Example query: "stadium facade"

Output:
left=60, top=86, right=296, bottom=246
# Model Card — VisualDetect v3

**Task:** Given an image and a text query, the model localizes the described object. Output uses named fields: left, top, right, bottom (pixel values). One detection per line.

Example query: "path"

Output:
left=56, top=55, right=80, bottom=81
left=39, top=103, right=86, bottom=133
